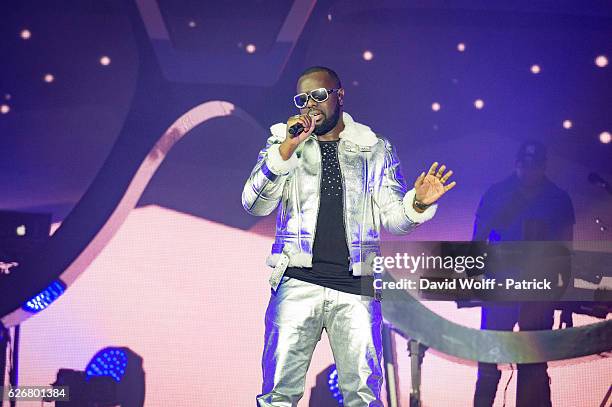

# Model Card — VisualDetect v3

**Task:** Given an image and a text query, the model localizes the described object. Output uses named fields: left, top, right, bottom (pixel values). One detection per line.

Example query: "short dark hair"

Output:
left=298, top=66, right=342, bottom=88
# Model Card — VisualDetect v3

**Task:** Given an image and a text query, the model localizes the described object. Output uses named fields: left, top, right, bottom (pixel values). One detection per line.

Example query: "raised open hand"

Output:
left=413, top=162, right=456, bottom=206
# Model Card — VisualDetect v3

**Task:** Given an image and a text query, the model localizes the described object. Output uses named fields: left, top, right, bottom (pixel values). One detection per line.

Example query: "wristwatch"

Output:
left=413, top=197, right=431, bottom=211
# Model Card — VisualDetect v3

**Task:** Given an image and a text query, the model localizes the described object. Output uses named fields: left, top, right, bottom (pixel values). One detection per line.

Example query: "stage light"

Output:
left=327, top=13, right=332, bottom=22
left=352, top=80, right=359, bottom=86
left=245, top=43, right=256, bottom=54
left=16, top=225, right=26, bottom=236
left=4, top=94, right=10, bottom=100
left=188, top=20, right=196, bottom=28
left=600, top=131, right=611, bottom=144
left=431, top=102, right=441, bottom=111
left=531, top=64, right=541, bottom=74
left=595, top=55, right=608, bottom=68
left=474, top=99, right=484, bottom=109
left=20, top=29, right=31, bottom=40
left=87, top=347, right=145, bottom=406
left=22, top=280, right=66, bottom=313
left=0, top=104, right=9, bottom=114
left=44, top=73, right=54, bottom=83
left=86, top=348, right=128, bottom=382
left=50, top=347, right=145, bottom=407
left=362, top=50, right=373, bottom=61
left=563, top=120, right=572, bottom=129
left=327, top=365, right=343, bottom=405
left=99, top=56, right=111, bottom=66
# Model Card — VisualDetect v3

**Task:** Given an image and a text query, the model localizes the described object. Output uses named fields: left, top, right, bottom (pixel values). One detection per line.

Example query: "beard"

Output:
left=313, top=102, right=341, bottom=136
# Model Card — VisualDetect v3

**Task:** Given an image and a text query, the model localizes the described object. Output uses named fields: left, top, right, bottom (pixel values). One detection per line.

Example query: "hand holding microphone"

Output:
left=288, top=121, right=305, bottom=136
left=279, top=113, right=316, bottom=160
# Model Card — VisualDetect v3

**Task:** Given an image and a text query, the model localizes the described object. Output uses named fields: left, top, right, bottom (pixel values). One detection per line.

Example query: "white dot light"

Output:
left=16, top=225, right=26, bottom=236
left=431, top=102, right=441, bottom=112
left=531, top=64, right=541, bottom=74
left=4, top=94, right=10, bottom=100
left=600, top=131, right=611, bottom=144
left=327, top=13, right=332, bottom=22
left=595, top=55, right=608, bottom=68
left=245, top=43, right=256, bottom=54
left=457, top=43, right=466, bottom=52
left=188, top=20, right=196, bottom=28
left=474, top=99, right=484, bottom=109
left=44, top=73, right=54, bottom=83
left=562, top=120, right=572, bottom=129
left=0, top=104, right=10, bottom=114
left=99, top=56, right=111, bottom=66
left=20, top=29, right=31, bottom=40
left=362, top=50, right=373, bottom=61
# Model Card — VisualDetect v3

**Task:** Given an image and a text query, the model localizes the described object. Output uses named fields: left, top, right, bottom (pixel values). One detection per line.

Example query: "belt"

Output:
left=269, top=253, right=290, bottom=291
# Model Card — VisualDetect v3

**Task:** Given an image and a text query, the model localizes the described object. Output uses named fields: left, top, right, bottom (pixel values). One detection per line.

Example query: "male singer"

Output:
left=242, top=66, right=455, bottom=406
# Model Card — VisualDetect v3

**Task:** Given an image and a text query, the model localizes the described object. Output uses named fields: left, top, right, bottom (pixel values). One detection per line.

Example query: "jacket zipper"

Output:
left=369, top=186, right=376, bottom=227
left=337, top=141, right=351, bottom=267
left=280, top=182, right=289, bottom=226
left=295, top=167, right=301, bottom=247
left=310, top=138, right=322, bottom=257
left=361, top=153, right=369, bottom=245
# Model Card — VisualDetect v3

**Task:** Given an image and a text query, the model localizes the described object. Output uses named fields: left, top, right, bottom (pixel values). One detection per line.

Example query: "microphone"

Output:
left=288, top=111, right=318, bottom=137
left=588, top=172, right=612, bottom=195
left=288, top=122, right=304, bottom=136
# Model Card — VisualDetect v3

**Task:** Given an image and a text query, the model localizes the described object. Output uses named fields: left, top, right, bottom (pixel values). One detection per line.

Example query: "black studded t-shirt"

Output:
left=284, top=140, right=373, bottom=296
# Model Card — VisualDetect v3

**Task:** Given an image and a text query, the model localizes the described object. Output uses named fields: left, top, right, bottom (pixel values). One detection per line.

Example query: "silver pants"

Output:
left=256, top=276, right=384, bottom=407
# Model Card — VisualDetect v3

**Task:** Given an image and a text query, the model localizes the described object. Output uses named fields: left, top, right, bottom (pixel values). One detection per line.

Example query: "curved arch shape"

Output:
left=1, top=100, right=262, bottom=327
left=382, top=274, right=611, bottom=364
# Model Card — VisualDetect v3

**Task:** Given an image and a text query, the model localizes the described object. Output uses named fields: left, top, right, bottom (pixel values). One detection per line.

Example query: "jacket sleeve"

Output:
left=375, top=138, right=437, bottom=235
left=241, top=131, right=299, bottom=216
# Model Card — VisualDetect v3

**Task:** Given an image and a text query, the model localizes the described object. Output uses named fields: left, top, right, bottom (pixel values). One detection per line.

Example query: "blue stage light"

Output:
left=86, top=347, right=129, bottom=382
left=327, top=364, right=344, bottom=405
left=51, top=347, right=145, bottom=406
left=22, top=280, right=66, bottom=313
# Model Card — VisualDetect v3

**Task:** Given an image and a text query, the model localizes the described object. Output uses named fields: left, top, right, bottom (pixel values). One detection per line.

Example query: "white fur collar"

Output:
left=270, top=112, right=379, bottom=147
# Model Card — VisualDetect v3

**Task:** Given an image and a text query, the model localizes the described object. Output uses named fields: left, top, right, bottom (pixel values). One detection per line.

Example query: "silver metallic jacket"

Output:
left=242, top=112, right=437, bottom=289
